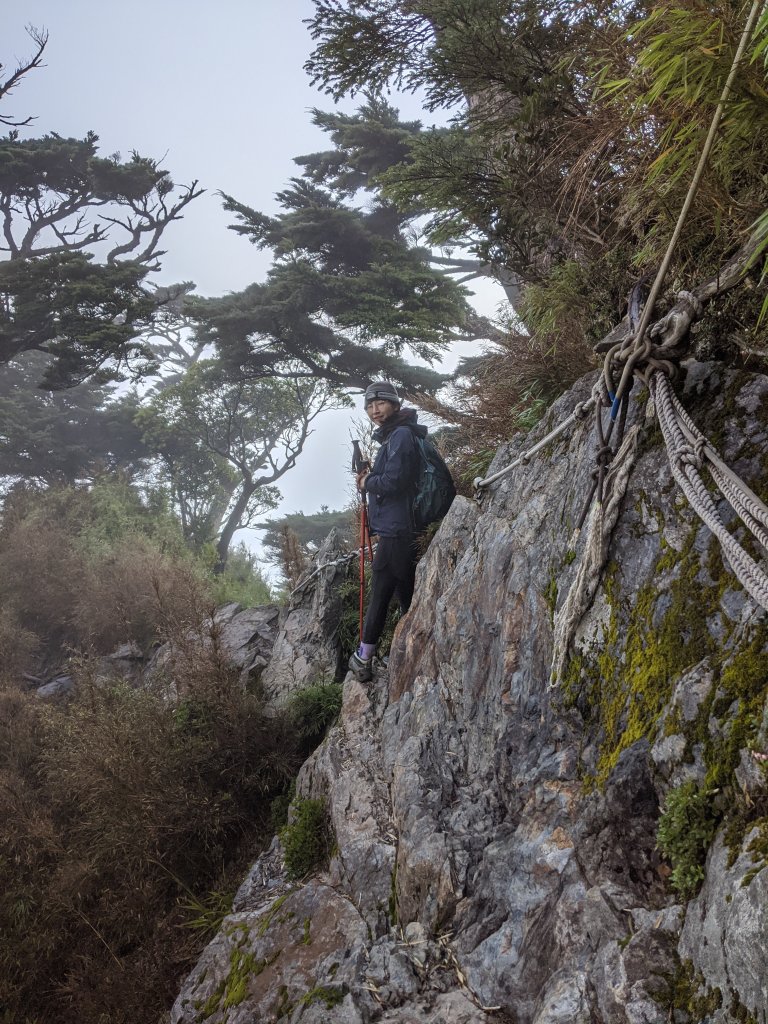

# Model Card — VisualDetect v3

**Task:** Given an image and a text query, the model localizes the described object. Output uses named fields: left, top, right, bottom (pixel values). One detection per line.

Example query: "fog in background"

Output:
left=3, top=1, right=505, bottom=565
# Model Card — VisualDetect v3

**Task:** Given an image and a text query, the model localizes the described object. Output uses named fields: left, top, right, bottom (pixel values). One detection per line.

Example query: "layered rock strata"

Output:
left=171, top=364, right=768, bottom=1024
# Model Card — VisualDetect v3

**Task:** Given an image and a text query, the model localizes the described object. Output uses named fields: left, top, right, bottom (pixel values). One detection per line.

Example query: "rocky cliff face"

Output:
left=171, top=364, right=768, bottom=1024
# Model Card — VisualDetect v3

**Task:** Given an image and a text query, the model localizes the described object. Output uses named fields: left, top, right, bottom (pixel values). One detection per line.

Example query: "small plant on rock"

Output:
left=657, top=781, right=719, bottom=899
left=288, top=680, right=343, bottom=746
left=280, top=797, right=332, bottom=880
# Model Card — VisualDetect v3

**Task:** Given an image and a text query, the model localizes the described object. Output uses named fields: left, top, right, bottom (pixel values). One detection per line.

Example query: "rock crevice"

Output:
left=171, top=365, right=768, bottom=1024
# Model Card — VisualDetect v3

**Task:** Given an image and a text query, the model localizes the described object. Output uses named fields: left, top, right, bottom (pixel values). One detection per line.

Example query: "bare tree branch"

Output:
left=0, top=25, right=48, bottom=128
left=105, top=180, right=204, bottom=266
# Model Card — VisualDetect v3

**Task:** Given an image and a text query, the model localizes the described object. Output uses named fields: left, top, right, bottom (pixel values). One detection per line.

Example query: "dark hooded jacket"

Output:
left=364, top=408, right=427, bottom=537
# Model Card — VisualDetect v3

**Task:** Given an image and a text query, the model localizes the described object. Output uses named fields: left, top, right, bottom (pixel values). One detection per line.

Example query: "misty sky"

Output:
left=3, top=1, right=503, bottom=560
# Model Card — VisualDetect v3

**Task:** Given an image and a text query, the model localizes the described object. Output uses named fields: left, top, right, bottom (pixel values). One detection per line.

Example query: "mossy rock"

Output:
left=280, top=797, right=332, bottom=880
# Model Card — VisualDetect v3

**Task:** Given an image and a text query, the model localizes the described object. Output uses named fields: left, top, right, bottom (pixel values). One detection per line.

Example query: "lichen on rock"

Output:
left=170, top=364, right=768, bottom=1024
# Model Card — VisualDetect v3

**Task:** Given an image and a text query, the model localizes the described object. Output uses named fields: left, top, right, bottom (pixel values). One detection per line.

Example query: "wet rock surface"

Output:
left=171, top=365, right=768, bottom=1023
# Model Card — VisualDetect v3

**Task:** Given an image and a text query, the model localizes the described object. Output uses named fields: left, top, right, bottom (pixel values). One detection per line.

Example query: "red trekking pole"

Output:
left=353, top=441, right=374, bottom=641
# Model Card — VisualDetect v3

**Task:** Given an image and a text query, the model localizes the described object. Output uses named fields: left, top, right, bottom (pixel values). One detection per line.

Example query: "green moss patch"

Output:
left=298, top=984, right=348, bottom=1010
left=280, top=797, right=332, bottom=880
left=256, top=892, right=291, bottom=937
left=563, top=541, right=720, bottom=784
left=660, top=960, right=723, bottom=1019
left=563, top=513, right=768, bottom=890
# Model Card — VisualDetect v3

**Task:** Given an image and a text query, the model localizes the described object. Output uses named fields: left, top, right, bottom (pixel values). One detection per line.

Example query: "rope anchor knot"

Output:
left=675, top=437, right=706, bottom=472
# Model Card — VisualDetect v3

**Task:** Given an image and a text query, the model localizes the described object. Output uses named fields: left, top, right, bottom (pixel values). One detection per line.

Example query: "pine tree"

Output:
left=0, top=127, right=202, bottom=387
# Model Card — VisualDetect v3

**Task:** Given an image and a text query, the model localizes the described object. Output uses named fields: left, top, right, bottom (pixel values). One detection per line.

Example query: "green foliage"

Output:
left=208, top=544, right=273, bottom=607
left=0, top=248, right=155, bottom=387
left=308, top=0, right=768, bottom=370
left=297, top=100, right=423, bottom=195
left=280, top=797, right=332, bottom=880
left=288, top=681, right=344, bottom=746
left=138, top=359, right=337, bottom=569
left=0, top=477, right=274, bottom=664
left=0, top=130, right=200, bottom=387
left=193, top=109, right=475, bottom=396
left=657, top=782, right=720, bottom=898
left=270, top=783, right=296, bottom=833
left=0, top=478, right=207, bottom=656
left=0, top=352, right=148, bottom=484
left=597, top=0, right=768, bottom=283
left=178, top=888, right=234, bottom=938
left=258, top=507, right=355, bottom=566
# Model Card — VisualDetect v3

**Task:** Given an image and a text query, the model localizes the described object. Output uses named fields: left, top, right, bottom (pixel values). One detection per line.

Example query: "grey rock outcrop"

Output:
left=34, top=674, right=74, bottom=699
left=260, top=529, right=350, bottom=704
left=679, top=831, right=768, bottom=1021
left=171, top=364, right=768, bottom=1023
left=215, top=603, right=282, bottom=685
left=97, top=641, right=146, bottom=686
left=144, top=602, right=281, bottom=692
left=172, top=673, right=492, bottom=1024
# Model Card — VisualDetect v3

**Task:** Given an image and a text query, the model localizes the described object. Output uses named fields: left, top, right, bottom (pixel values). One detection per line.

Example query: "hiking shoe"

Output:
left=348, top=651, right=373, bottom=683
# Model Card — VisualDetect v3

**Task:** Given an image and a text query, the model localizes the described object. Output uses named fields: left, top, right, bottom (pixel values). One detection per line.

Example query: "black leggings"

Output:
left=362, top=535, right=418, bottom=646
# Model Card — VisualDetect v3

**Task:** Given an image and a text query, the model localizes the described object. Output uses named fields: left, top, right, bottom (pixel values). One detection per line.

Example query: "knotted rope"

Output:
left=550, top=422, right=641, bottom=685
left=481, top=0, right=768, bottom=660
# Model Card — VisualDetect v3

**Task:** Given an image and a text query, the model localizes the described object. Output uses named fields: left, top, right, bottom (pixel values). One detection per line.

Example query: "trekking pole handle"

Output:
left=352, top=440, right=370, bottom=476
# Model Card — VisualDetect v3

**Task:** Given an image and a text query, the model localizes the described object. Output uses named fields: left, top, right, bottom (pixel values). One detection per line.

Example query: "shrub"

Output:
left=0, top=622, right=302, bottom=1024
left=657, top=781, right=720, bottom=899
left=209, top=543, right=273, bottom=607
left=0, top=479, right=274, bottom=669
left=0, top=510, right=89, bottom=651
left=288, top=681, right=343, bottom=746
left=280, top=797, right=332, bottom=880
left=0, top=606, right=40, bottom=678
left=0, top=480, right=207, bottom=659
left=75, top=537, right=209, bottom=650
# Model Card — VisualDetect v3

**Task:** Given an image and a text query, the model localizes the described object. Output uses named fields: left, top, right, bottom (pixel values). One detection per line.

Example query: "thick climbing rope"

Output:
left=651, top=371, right=768, bottom=609
left=479, top=0, right=768, bottom=626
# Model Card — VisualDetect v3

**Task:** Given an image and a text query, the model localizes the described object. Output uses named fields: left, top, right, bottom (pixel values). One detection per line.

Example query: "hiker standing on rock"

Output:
left=348, top=381, right=424, bottom=683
